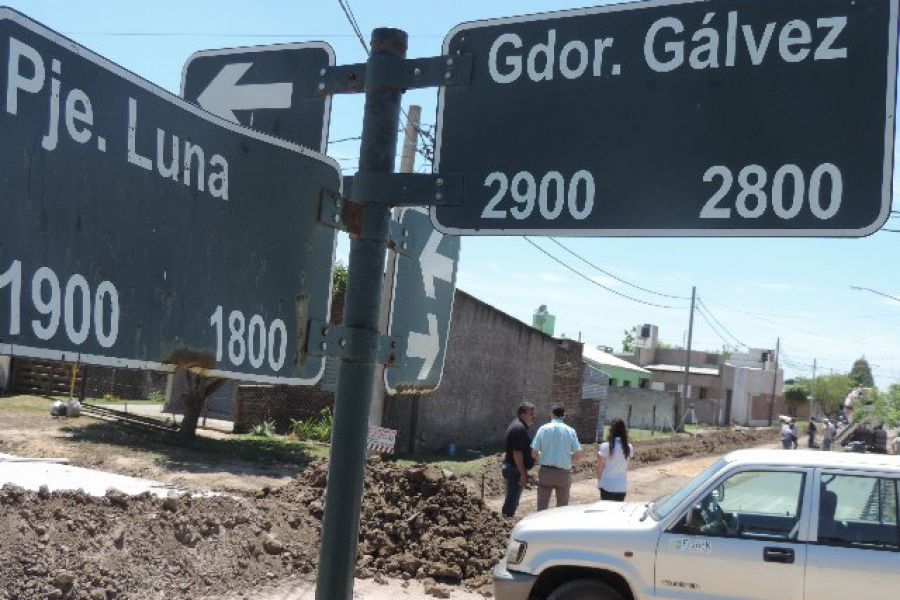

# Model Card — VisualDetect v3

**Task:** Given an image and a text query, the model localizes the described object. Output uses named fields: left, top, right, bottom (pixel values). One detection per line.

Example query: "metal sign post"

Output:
left=0, top=9, right=339, bottom=384
left=315, top=28, right=407, bottom=600
left=432, top=0, right=899, bottom=236
left=181, top=43, right=335, bottom=151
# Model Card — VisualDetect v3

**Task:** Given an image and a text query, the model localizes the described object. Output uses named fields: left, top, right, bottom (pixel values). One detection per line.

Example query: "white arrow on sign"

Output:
left=196, top=62, right=293, bottom=124
left=420, top=230, right=454, bottom=299
left=407, top=313, right=439, bottom=380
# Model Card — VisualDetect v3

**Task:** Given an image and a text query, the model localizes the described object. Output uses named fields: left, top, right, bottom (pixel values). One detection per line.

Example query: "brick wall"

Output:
left=552, top=339, right=590, bottom=440
left=384, top=290, right=582, bottom=454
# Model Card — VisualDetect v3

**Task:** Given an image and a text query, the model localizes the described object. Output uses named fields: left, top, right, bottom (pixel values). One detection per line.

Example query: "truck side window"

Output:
left=672, top=470, right=805, bottom=541
left=818, top=475, right=899, bottom=551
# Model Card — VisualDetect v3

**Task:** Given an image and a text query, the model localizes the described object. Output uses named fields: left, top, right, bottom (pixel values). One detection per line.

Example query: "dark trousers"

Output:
left=501, top=462, right=523, bottom=517
left=600, top=488, right=626, bottom=502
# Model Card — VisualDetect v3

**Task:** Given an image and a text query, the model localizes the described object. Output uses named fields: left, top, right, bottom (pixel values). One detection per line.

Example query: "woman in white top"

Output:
left=597, top=419, right=634, bottom=501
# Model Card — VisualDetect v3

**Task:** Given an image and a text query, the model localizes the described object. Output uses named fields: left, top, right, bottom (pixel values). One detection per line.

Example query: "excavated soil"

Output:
left=0, top=459, right=508, bottom=600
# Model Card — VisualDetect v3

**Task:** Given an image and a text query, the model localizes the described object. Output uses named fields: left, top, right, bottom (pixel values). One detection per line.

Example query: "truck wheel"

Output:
left=547, top=579, right=624, bottom=600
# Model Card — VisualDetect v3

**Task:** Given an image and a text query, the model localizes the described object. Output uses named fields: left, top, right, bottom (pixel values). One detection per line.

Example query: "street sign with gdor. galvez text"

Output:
left=433, top=0, right=898, bottom=236
left=0, top=9, right=340, bottom=384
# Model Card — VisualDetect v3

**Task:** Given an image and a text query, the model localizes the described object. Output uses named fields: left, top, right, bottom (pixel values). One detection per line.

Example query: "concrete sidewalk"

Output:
left=0, top=452, right=197, bottom=496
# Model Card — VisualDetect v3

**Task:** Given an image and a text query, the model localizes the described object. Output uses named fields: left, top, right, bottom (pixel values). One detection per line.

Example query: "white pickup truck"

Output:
left=495, top=449, right=900, bottom=599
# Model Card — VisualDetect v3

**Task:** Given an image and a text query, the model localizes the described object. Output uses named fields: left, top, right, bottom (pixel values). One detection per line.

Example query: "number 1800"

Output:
left=209, top=306, right=287, bottom=372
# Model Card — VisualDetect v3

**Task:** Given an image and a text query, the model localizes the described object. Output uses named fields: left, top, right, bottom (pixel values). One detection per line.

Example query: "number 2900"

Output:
left=481, top=170, right=596, bottom=221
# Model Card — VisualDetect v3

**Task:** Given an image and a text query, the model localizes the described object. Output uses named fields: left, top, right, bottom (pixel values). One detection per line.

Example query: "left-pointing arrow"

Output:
left=196, top=62, right=293, bottom=124
left=407, top=313, right=439, bottom=380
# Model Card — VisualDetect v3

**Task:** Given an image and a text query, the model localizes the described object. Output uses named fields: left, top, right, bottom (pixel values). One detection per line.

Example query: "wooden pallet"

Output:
left=11, top=358, right=83, bottom=396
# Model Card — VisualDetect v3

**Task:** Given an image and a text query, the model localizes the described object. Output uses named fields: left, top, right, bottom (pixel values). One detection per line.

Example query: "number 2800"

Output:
left=700, top=163, right=842, bottom=220
left=481, top=170, right=596, bottom=221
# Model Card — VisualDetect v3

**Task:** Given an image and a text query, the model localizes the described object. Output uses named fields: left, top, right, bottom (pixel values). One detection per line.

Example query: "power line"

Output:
left=547, top=238, right=689, bottom=300
left=63, top=31, right=443, bottom=39
left=694, top=304, right=736, bottom=351
left=522, top=237, right=685, bottom=310
left=335, top=0, right=369, bottom=54
left=696, top=298, right=749, bottom=349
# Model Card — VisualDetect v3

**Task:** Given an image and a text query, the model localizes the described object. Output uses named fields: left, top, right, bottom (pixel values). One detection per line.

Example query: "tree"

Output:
left=177, top=370, right=227, bottom=441
left=802, top=374, right=854, bottom=416
left=858, top=385, right=900, bottom=427
left=782, top=384, right=809, bottom=417
left=622, top=329, right=635, bottom=353
left=332, top=260, right=348, bottom=298
left=850, top=357, right=875, bottom=388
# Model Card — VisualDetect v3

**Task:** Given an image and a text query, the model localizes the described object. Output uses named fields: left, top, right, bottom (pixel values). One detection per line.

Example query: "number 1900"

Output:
left=0, top=260, right=120, bottom=348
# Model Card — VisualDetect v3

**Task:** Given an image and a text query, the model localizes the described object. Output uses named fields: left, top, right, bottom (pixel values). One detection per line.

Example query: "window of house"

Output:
left=609, top=378, right=617, bottom=386
left=639, top=379, right=650, bottom=389
left=699, top=387, right=708, bottom=400
left=623, top=380, right=632, bottom=388
left=817, top=475, right=899, bottom=550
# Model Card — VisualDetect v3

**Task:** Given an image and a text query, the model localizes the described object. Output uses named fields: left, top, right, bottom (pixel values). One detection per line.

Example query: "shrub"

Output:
left=250, top=420, right=277, bottom=438
left=290, top=409, right=333, bottom=442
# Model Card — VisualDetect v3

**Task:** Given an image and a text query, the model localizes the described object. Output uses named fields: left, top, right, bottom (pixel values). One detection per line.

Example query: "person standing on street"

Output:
left=807, top=418, right=818, bottom=449
left=597, top=419, right=634, bottom=501
left=531, top=404, right=582, bottom=511
left=822, top=418, right=834, bottom=451
left=780, top=421, right=794, bottom=449
left=790, top=419, right=799, bottom=449
left=501, top=402, right=536, bottom=518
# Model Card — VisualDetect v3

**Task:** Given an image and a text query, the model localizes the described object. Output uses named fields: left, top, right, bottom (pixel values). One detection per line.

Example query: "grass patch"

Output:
left=392, top=451, right=497, bottom=478
left=0, top=395, right=53, bottom=414
left=56, top=418, right=324, bottom=467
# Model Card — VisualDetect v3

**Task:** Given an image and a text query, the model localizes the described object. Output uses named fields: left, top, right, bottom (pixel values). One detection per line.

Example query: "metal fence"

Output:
left=4, top=355, right=338, bottom=435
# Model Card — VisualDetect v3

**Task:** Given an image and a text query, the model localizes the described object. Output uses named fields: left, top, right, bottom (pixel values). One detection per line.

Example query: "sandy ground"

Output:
left=489, top=442, right=781, bottom=516
left=0, top=402, right=299, bottom=493
left=233, top=576, right=486, bottom=599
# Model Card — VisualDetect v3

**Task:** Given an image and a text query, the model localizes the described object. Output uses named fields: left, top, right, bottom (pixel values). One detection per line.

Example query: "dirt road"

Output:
left=487, top=453, right=726, bottom=516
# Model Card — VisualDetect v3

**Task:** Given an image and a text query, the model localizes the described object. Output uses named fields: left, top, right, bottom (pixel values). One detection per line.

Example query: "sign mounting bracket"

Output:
left=306, top=319, right=405, bottom=366
left=314, top=53, right=473, bottom=95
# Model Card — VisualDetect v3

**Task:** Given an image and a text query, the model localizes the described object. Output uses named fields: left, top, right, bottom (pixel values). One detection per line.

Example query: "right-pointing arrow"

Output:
left=407, top=313, right=439, bottom=380
left=420, top=230, right=454, bottom=299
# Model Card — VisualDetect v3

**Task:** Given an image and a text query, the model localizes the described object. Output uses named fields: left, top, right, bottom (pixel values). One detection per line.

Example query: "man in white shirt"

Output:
left=531, top=404, right=582, bottom=511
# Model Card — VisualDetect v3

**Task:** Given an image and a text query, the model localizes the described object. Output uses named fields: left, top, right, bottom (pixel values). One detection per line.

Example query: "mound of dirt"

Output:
left=278, top=458, right=511, bottom=589
left=0, top=458, right=510, bottom=599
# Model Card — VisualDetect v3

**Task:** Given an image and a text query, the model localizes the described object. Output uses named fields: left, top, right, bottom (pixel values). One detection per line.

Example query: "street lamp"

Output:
left=849, top=285, right=900, bottom=303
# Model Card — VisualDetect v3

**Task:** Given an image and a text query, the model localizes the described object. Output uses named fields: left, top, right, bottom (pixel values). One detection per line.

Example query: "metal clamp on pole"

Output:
left=306, top=320, right=405, bottom=366
left=319, top=189, right=347, bottom=231
left=315, top=53, right=473, bottom=95
left=389, top=219, right=417, bottom=256
left=350, top=172, right=463, bottom=206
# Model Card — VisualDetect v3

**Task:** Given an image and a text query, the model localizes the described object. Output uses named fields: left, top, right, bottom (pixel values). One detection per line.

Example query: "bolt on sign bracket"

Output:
left=349, top=172, right=463, bottom=207
left=306, top=319, right=405, bottom=366
left=313, top=53, right=474, bottom=95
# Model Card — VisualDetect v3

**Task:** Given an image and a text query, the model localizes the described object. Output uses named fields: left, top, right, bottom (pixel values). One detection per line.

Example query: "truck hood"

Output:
left=514, top=501, right=649, bottom=535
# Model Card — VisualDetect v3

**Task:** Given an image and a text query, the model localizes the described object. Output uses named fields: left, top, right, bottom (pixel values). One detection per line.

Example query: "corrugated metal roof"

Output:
left=645, top=363, right=720, bottom=376
left=582, top=346, right=651, bottom=375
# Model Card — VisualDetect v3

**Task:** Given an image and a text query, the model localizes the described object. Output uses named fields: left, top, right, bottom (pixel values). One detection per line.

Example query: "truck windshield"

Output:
left=650, top=458, right=727, bottom=521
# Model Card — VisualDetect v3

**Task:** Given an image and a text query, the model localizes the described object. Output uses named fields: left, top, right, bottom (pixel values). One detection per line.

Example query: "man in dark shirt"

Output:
left=502, top=402, right=536, bottom=517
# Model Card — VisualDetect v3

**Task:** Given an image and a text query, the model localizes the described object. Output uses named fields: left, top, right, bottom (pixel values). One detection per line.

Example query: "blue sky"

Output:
left=7, top=0, right=900, bottom=385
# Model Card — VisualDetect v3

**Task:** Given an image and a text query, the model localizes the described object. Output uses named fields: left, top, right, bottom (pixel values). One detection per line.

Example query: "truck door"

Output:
left=655, top=468, right=809, bottom=599
left=805, top=471, right=900, bottom=598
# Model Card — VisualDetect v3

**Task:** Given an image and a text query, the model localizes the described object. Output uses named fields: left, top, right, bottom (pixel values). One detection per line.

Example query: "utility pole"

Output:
left=316, top=28, right=406, bottom=600
left=767, top=338, right=780, bottom=425
left=679, top=286, right=696, bottom=432
left=810, top=358, right=817, bottom=418
left=368, top=104, right=421, bottom=429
